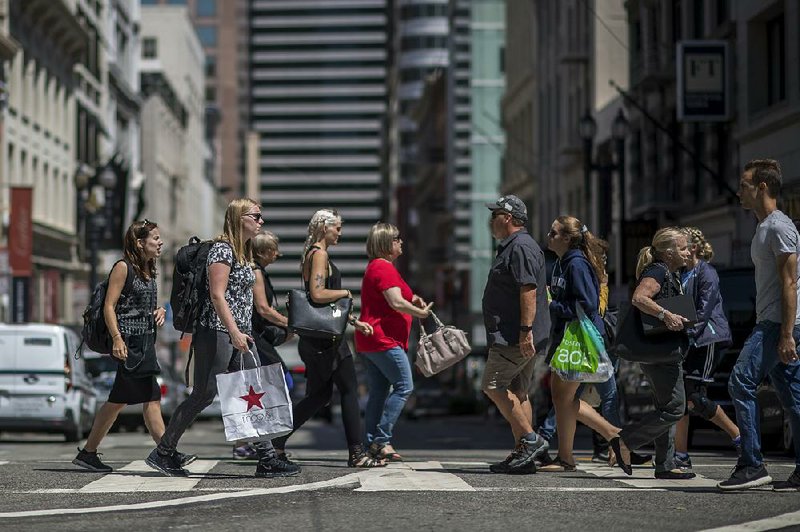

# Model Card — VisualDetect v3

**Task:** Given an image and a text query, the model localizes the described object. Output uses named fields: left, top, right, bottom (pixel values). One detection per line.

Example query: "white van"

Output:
left=0, top=324, right=97, bottom=441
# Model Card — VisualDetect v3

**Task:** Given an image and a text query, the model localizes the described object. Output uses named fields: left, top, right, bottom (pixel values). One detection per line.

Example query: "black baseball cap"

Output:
left=485, top=195, right=528, bottom=223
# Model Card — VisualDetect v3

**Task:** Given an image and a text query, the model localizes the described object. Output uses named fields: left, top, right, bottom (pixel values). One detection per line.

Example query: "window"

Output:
left=205, top=86, right=216, bottom=102
left=499, top=45, right=505, bottom=73
left=196, top=25, right=217, bottom=47
left=167, top=0, right=186, bottom=4
left=766, top=14, right=785, bottom=105
left=692, top=0, right=704, bottom=38
left=140, top=0, right=158, bottom=4
left=196, top=0, right=216, bottom=17
left=142, top=37, right=157, bottom=59
left=205, top=56, right=216, bottom=78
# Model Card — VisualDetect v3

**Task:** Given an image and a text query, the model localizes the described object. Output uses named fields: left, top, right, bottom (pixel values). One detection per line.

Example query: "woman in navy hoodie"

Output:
left=540, top=216, right=625, bottom=472
left=673, top=227, right=739, bottom=470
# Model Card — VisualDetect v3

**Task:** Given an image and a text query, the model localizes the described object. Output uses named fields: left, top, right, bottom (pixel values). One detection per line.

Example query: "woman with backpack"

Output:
left=146, top=198, right=299, bottom=478
left=272, top=208, right=385, bottom=468
left=673, top=227, right=739, bottom=471
left=74, top=220, right=196, bottom=472
left=538, top=216, right=627, bottom=473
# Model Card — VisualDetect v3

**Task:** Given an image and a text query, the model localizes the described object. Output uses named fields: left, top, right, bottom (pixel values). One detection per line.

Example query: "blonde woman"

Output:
left=146, top=199, right=299, bottom=478
left=616, top=227, right=695, bottom=480
left=357, top=223, right=432, bottom=461
left=673, top=227, right=738, bottom=471
left=272, top=209, right=384, bottom=468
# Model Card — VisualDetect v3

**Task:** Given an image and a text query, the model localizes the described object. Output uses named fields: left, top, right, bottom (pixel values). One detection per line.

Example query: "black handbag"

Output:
left=121, top=331, right=161, bottom=376
left=641, top=294, right=697, bottom=336
left=613, top=303, right=688, bottom=364
left=286, top=289, right=352, bottom=340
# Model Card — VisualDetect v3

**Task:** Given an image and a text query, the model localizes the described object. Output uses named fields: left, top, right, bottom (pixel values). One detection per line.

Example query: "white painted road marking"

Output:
left=700, top=509, right=800, bottom=531
left=578, top=462, right=720, bottom=489
left=78, top=460, right=217, bottom=493
left=0, top=461, right=8, bottom=466
left=355, top=461, right=475, bottom=492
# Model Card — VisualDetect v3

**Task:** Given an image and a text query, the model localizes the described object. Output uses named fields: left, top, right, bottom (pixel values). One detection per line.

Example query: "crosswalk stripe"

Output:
left=78, top=460, right=217, bottom=493
left=578, top=462, right=720, bottom=488
left=354, top=461, right=475, bottom=492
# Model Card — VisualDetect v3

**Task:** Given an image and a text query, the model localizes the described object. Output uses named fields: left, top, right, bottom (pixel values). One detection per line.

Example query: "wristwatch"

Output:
left=519, top=325, right=533, bottom=332
left=657, top=308, right=666, bottom=321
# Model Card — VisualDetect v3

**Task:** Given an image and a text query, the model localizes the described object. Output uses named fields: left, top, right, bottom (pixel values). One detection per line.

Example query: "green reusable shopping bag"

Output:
left=549, top=304, right=614, bottom=383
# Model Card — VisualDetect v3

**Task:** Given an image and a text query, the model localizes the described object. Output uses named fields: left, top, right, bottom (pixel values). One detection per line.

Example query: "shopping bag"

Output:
left=215, top=351, right=293, bottom=442
left=549, top=304, right=614, bottom=383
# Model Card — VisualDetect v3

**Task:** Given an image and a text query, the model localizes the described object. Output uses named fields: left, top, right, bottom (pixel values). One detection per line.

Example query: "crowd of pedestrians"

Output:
left=70, top=158, right=799, bottom=491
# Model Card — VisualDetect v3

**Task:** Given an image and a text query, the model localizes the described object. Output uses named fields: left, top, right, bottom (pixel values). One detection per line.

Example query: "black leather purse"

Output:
left=613, top=304, right=688, bottom=364
left=286, top=289, right=352, bottom=340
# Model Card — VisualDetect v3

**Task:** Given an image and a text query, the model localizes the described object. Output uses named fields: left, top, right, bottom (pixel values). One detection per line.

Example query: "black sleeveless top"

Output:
left=301, top=245, right=351, bottom=359
left=252, top=265, right=287, bottom=346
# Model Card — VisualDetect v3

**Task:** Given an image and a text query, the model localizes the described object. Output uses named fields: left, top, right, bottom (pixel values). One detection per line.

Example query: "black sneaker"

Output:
left=255, top=456, right=301, bottom=478
left=490, top=444, right=521, bottom=473
left=72, top=448, right=112, bottom=472
left=146, top=448, right=188, bottom=477
left=505, top=435, right=549, bottom=475
left=536, top=450, right=555, bottom=467
left=674, top=454, right=692, bottom=470
left=718, top=464, right=772, bottom=490
left=655, top=469, right=696, bottom=480
left=773, top=470, right=800, bottom=492
left=177, top=451, right=198, bottom=467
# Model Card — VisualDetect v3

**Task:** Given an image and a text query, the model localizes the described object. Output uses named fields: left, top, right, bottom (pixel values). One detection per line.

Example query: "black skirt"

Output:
left=107, top=368, right=160, bottom=404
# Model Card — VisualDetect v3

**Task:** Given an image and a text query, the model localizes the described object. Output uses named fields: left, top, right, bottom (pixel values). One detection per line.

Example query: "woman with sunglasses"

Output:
left=74, top=220, right=196, bottom=471
left=272, top=208, right=384, bottom=468
left=146, top=199, right=299, bottom=478
left=540, top=216, right=627, bottom=473
left=356, top=223, right=432, bottom=462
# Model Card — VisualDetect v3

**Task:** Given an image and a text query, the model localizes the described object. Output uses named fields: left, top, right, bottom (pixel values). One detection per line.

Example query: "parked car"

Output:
left=617, top=267, right=794, bottom=454
left=0, top=323, right=97, bottom=441
left=84, top=349, right=187, bottom=430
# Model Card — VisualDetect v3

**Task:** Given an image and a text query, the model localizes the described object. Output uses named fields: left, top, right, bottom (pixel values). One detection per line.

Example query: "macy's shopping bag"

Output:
left=215, top=353, right=293, bottom=442
left=549, top=304, right=614, bottom=383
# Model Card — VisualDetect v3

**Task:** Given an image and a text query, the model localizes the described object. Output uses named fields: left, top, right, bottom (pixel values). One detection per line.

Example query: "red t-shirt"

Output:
left=355, top=258, right=414, bottom=353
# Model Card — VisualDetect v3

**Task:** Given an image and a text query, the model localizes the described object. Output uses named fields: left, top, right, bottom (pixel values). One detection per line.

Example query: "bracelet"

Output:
left=112, top=332, right=122, bottom=339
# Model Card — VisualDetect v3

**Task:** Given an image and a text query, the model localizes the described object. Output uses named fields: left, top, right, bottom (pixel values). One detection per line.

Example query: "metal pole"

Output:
left=88, top=213, right=98, bottom=289
left=616, top=137, right=626, bottom=289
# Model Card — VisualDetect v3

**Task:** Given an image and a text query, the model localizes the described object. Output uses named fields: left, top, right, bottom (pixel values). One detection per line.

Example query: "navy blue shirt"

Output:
left=482, top=229, right=550, bottom=348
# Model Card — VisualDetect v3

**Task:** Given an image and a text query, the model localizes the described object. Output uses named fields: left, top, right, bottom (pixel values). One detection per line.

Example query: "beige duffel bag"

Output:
left=415, top=313, right=471, bottom=377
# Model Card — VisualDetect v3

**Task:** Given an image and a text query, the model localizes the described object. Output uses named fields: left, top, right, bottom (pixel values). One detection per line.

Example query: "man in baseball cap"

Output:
left=485, top=195, right=528, bottom=223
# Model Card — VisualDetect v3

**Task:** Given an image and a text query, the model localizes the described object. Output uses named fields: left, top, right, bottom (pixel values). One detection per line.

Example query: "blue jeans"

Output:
left=729, top=321, right=800, bottom=469
left=363, top=347, right=414, bottom=446
left=538, top=375, right=622, bottom=443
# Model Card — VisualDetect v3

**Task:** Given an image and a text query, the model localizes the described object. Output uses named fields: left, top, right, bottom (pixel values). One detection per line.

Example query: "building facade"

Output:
left=1, top=0, right=89, bottom=323
left=247, top=0, right=390, bottom=297
left=140, top=5, right=222, bottom=300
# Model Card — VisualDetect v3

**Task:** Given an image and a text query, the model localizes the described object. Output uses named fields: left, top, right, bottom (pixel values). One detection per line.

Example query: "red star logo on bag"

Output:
left=239, top=385, right=266, bottom=411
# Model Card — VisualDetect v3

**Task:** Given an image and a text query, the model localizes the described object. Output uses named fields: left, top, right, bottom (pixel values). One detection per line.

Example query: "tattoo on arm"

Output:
left=314, top=274, right=324, bottom=289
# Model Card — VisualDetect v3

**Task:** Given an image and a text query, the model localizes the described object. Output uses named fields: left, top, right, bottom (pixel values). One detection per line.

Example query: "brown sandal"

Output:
left=348, top=445, right=386, bottom=468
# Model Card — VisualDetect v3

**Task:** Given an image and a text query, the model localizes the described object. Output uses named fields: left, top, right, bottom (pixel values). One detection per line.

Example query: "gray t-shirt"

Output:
left=751, top=210, right=800, bottom=324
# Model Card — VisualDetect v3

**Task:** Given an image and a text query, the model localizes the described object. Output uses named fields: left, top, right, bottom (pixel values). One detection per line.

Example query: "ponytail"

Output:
left=636, top=226, right=686, bottom=278
left=554, top=216, right=607, bottom=281
left=635, top=246, right=655, bottom=278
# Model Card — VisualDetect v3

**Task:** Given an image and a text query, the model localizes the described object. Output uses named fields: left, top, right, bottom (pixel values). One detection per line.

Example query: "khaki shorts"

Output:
left=481, top=344, right=535, bottom=394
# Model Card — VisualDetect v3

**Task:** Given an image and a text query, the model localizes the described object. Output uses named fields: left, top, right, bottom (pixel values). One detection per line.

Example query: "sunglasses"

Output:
left=242, top=212, right=263, bottom=222
left=547, top=230, right=559, bottom=238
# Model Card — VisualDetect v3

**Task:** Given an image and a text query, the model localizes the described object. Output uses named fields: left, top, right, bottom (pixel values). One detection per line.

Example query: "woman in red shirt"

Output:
left=357, top=223, right=432, bottom=461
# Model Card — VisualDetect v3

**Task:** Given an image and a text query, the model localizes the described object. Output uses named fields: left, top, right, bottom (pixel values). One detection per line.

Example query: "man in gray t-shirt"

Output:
left=719, top=159, right=800, bottom=492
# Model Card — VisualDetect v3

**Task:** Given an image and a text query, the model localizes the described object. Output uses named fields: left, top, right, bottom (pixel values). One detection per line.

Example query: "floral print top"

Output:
left=199, top=241, right=255, bottom=334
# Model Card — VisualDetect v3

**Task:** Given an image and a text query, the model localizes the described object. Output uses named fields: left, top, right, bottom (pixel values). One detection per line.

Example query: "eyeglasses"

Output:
left=547, top=230, right=559, bottom=238
left=242, top=212, right=263, bottom=222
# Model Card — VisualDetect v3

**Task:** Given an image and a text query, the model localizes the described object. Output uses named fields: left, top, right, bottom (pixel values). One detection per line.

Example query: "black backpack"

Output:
left=170, top=236, right=213, bottom=336
left=81, top=260, right=135, bottom=355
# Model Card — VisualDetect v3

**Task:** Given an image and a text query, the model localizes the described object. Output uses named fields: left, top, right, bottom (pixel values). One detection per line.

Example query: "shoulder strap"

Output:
left=110, top=259, right=136, bottom=296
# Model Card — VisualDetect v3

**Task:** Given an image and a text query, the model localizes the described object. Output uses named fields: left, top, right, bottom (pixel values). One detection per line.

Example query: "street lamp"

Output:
left=580, top=108, right=629, bottom=288
left=76, top=162, right=117, bottom=289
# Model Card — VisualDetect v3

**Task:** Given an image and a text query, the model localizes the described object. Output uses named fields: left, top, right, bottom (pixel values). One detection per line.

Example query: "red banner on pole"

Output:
left=9, top=186, right=33, bottom=277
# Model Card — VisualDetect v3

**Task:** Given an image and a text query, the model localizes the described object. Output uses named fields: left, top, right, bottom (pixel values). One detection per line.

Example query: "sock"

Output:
left=675, top=452, right=690, bottom=460
left=732, top=435, right=741, bottom=446
left=521, top=431, right=538, bottom=443
left=254, top=441, right=276, bottom=461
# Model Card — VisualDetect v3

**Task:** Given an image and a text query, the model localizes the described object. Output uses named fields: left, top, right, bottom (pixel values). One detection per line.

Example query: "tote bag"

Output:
left=549, top=304, right=614, bottom=383
left=215, top=352, right=293, bottom=442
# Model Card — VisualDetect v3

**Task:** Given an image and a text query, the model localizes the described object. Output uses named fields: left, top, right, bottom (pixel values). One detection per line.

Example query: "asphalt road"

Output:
left=0, top=416, right=797, bottom=531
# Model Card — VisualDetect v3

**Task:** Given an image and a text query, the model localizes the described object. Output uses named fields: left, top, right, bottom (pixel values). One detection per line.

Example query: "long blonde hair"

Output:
left=301, top=208, right=341, bottom=265
left=635, top=227, right=686, bottom=278
left=218, top=198, right=260, bottom=265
